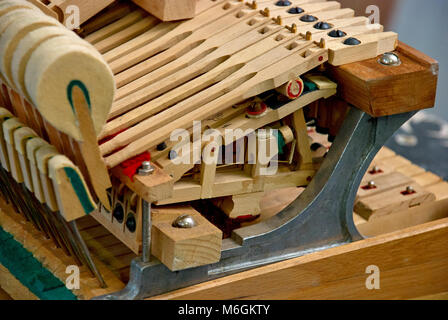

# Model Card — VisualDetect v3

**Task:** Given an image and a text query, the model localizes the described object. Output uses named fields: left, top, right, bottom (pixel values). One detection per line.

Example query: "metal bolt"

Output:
left=172, top=214, right=197, bottom=228
left=405, top=186, right=415, bottom=194
left=370, top=166, right=380, bottom=173
left=138, top=161, right=154, bottom=176
left=367, top=180, right=376, bottom=189
left=378, top=52, right=401, bottom=66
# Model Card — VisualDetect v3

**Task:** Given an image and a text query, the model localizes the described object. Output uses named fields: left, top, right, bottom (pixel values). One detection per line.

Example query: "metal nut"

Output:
left=138, top=161, right=154, bottom=176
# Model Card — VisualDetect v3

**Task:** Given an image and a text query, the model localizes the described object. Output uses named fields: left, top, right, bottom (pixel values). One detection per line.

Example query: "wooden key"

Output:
left=355, top=184, right=436, bottom=220
left=357, top=172, right=414, bottom=200
left=105, top=16, right=367, bottom=136
left=114, top=6, right=261, bottom=88
left=48, top=155, right=97, bottom=221
left=328, top=31, right=398, bottom=66
left=85, top=10, right=149, bottom=44
left=94, top=15, right=159, bottom=54
left=101, top=28, right=304, bottom=150
left=104, top=43, right=328, bottom=167
left=108, top=0, right=243, bottom=73
left=114, top=1, right=349, bottom=90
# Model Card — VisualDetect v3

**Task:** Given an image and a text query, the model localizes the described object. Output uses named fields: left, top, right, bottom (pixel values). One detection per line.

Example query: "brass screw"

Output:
left=272, top=15, right=282, bottom=25
left=319, top=38, right=326, bottom=48
left=286, top=23, right=297, bottom=33
left=260, top=7, right=270, bottom=17
left=246, top=1, right=257, bottom=9
left=305, top=31, right=312, bottom=41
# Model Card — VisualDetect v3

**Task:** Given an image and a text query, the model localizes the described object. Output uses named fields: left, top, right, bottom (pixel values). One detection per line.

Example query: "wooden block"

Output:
left=327, top=31, right=398, bottom=66
left=361, top=162, right=394, bottom=183
left=132, top=0, right=199, bottom=21
left=357, top=172, right=413, bottom=199
left=111, top=163, right=174, bottom=203
left=358, top=198, right=448, bottom=238
left=215, top=192, right=265, bottom=219
left=328, top=42, right=439, bottom=117
left=426, top=182, right=448, bottom=201
left=151, top=206, right=222, bottom=271
left=355, top=183, right=436, bottom=220
left=413, top=172, right=442, bottom=187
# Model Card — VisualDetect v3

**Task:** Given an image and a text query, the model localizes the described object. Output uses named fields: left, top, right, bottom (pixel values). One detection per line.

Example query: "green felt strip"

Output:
left=63, top=167, right=95, bottom=215
left=66, top=80, right=92, bottom=115
left=0, top=225, right=77, bottom=300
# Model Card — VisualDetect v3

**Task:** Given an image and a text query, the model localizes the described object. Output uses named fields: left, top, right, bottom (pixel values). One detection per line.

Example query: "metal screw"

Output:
left=138, top=161, right=154, bottom=176
left=172, top=214, right=197, bottom=228
left=370, top=166, right=380, bottom=173
left=405, top=186, right=415, bottom=194
left=378, top=52, right=401, bottom=66
left=367, top=180, right=376, bottom=189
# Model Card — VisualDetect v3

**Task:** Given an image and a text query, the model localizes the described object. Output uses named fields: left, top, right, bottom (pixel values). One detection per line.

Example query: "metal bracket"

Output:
left=96, top=107, right=415, bottom=300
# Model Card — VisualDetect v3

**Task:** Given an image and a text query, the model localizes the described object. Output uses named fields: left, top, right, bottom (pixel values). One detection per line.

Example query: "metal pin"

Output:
left=367, top=180, right=376, bottom=189
left=70, top=220, right=107, bottom=288
left=142, top=199, right=151, bottom=263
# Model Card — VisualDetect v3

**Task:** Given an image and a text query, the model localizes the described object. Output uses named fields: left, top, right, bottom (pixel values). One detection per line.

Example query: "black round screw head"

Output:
left=126, top=213, right=137, bottom=233
left=328, top=29, right=347, bottom=38
left=313, top=21, right=331, bottom=30
left=300, top=14, right=318, bottom=22
left=157, top=142, right=167, bottom=151
left=169, top=150, right=178, bottom=160
left=310, top=142, right=324, bottom=151
left=275, top=0, right=291, bottom=6
left=112, top=203, right=124, bottom=223
left=344, top=37, right=361, bottom=45
left=287, top=6, right=304, bottom=14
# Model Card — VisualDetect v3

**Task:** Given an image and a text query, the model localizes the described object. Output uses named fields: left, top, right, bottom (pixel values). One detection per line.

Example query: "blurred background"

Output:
left=340, top=0, right=448, bottom=179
